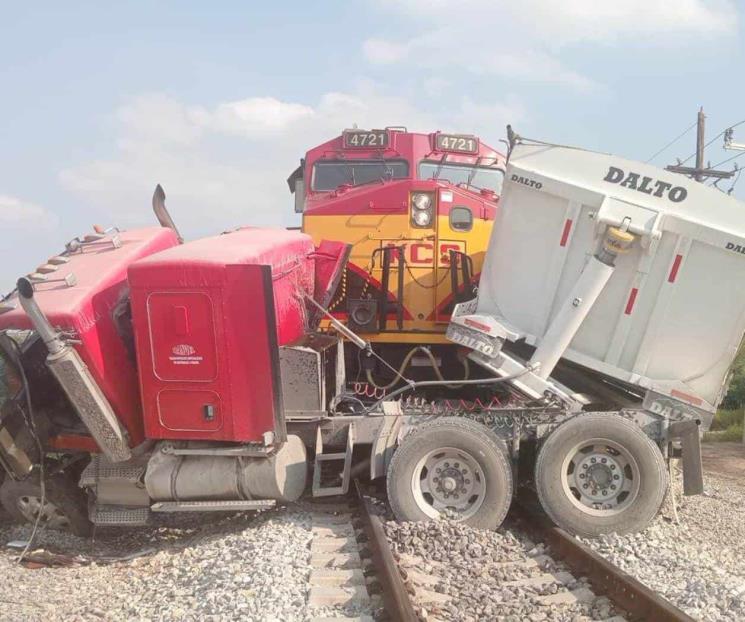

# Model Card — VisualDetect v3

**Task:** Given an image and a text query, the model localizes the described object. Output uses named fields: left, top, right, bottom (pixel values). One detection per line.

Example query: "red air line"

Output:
left=668, top=254, right=683, bottom=283
left=559, top=219, right=573, bottom=247
left=624, top=288, right=639, bottom=315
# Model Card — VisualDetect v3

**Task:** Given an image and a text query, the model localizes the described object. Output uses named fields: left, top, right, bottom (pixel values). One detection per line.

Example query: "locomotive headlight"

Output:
left=412, top=193, right=432, bottom=211
left=410, top=192, right=434, bottom=228
left=412, top=209, right=432, bottom=227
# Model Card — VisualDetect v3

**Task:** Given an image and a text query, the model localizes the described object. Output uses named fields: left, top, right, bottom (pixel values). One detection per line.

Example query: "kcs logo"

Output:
left=382, top=240, right=466, bottom=268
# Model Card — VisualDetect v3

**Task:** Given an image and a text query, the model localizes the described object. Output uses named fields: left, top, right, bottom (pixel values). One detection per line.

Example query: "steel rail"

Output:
left=354, top=480, right=418, bottom=622
left=512, top=501, right=695, bottom=622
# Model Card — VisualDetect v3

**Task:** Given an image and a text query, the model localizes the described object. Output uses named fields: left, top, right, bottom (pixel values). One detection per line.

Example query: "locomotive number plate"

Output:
left=435, top=133, right=479, bottom=154
left=343, top=130, right=389, bottom=149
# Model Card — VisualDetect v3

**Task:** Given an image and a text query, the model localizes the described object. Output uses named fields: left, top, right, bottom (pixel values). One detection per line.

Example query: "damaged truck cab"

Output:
left=0, top=135, right=743, bottom=539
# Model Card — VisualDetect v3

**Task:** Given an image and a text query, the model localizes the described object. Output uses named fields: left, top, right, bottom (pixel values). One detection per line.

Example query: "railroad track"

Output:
left=352, top=481, right=696, bottom=622
left=304, top=496, right=382, bottom=622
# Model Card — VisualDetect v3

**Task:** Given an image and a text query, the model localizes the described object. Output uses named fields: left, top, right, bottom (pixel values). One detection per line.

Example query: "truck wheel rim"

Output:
left=17, top=495, right=71, bottom=530
left=411, top=447, right=486, bottom=520
left=560, top=438, right=640, bottom=517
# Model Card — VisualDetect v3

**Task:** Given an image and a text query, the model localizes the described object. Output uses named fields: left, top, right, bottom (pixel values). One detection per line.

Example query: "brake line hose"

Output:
left=365, top=346, right=470, bottom=391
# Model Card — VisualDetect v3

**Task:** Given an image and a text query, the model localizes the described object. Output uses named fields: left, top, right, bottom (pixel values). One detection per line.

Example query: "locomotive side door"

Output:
left=434, top=191, right=477, bottom=323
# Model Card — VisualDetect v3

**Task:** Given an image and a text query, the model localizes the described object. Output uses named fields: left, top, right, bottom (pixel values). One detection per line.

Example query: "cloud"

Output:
left=59, top=85, right=523, bottom=239
left=0, top=195, right=58, bottom=228
left=364, top=0, right=739, bottom=90
left=504, top=0, right=738, bottom=43
left=363, top=30, right=599, bottom=91
left=362, top=38, right=410, bottom=64
left=374, top=0, right=737, bottom=42
left=205, top=97, right=315, bottom=136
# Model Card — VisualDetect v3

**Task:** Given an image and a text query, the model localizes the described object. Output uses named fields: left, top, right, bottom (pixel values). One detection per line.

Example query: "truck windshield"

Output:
left=312, top=160, right=409, bottom=191
left=419, top=161, right=504, bottom=195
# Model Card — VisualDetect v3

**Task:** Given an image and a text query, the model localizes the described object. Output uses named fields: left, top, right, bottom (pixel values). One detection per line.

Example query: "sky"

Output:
left=1, top=1, right=744, bottom=290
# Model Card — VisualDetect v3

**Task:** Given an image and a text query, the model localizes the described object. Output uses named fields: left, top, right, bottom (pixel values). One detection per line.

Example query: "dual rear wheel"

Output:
left=386, top=413, right=668, bottom=536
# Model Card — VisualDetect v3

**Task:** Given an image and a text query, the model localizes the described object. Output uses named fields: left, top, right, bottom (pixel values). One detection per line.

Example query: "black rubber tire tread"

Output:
left=0, top=473, right=92, bottom=537
left=387, top=416, right=513, bottom=530
left=535, top=412, right=668, bottom=537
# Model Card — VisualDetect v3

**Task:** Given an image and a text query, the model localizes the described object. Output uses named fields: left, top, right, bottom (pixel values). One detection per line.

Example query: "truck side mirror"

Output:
left=294, top=178, right=305, bottom=214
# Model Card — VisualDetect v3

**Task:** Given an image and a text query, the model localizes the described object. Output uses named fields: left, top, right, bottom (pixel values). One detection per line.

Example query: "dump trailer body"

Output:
left=474, top=142, right=745, bottom=416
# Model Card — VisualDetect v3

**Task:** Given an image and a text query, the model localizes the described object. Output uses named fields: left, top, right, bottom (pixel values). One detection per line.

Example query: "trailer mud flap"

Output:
left=667, top=419, right=704, bottom=496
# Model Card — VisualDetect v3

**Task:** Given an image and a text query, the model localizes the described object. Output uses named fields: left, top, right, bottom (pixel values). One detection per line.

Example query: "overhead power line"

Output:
left=645, top=121, right=697, bottom=163
left=666, top=108, right=734, bottom=182
left=676, top=117, right=745, bottom=166
left=712, top=150, right=745, bottom=169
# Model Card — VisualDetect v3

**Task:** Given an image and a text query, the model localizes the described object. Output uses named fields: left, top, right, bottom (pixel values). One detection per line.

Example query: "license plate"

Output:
left=446, top=323, right=498, bottom=357
left=343, top=130, right=389, bottom=149
left=435, top=133, right=479, bottom=154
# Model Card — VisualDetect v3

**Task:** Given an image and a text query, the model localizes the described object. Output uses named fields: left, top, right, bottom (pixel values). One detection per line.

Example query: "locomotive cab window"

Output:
left=449, top=206, right=473, bottom=232
left=312, top=160, right=409, bottom=191
left=419, top=161, right=504, bottom=195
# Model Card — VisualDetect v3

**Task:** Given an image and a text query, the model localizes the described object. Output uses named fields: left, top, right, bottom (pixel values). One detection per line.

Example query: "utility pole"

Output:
left=666, top=107, right=735, bottom=182
left=695, top=107, right=705, bottom=181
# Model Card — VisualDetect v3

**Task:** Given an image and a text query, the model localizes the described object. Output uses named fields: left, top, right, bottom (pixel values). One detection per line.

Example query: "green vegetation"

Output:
left=703, top=344, right=745, bottom=441
left=721, top=347, right=745, bottom=411
left=704, top=408, right=744, bottom=442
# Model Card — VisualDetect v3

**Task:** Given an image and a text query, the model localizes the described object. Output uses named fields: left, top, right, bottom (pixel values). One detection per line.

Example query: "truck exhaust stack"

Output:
left=16, top=277, right=132, bottom=462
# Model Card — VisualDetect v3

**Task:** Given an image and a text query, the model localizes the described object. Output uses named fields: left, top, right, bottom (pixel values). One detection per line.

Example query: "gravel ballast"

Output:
left=582, top=469, right=745, bottom=622
left=384, top=519, right=613, bottom=621
left=1, top=455, right=743, bottom=621
left=384, top=466, right=745, bottom=622
left=0, top=508, right=315, bottom=622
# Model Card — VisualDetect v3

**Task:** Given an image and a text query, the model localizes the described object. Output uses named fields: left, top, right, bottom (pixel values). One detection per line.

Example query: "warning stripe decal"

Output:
left=668, top=254, right=683, bottom=283
left=624, top=288, right=639, bottom=315
left=559, top=219, right=573, bottom=247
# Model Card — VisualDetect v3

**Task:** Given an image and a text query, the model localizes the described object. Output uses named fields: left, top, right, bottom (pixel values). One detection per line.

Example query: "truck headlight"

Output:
left=411, top=192, right=434, bottom=228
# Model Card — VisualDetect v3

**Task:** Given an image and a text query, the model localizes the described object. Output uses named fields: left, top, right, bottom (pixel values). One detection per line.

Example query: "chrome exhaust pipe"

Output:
left=17, top=278, right=132, bottom=462
left=152, top=184, right=183, bottom=243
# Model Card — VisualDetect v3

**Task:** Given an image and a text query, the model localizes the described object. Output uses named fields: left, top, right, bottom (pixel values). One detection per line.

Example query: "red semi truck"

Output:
left=1, top=135, right=741, bottom=539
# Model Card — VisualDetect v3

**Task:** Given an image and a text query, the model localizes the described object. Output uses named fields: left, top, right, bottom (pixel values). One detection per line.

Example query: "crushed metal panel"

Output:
left=280, top=346, right=324, bottom=418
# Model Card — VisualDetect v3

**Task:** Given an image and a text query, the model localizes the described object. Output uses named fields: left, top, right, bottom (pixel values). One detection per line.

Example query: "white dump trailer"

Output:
left=435, top=136, right=745, bottom=535
left=452, top=139, right=745, bottom=421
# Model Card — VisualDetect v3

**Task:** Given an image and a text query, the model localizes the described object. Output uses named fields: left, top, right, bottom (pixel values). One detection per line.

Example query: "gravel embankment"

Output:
left=0, top=508, right=315, bottom=622
left=385, top=519, right=616, bottom=621
left=582, top=469, right=745, bottom=622
left=1, top=453, right=742, bottom=621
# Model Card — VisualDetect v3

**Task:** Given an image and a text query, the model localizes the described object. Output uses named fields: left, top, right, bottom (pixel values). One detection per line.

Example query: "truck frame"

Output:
left=2, top=132, right=741, bottom=539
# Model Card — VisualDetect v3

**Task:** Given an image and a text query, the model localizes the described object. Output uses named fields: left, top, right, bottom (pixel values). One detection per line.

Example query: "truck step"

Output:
left=150, top=499, right=276, bottom=513
left=91, top=505, right=150, bottom=526
left=80, top=454, right=148, bottom=486
left=313, top=424, right=355, bottom=497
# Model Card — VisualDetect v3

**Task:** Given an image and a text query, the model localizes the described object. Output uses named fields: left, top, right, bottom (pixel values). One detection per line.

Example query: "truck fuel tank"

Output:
left=144, top=436, right=308, bottom=503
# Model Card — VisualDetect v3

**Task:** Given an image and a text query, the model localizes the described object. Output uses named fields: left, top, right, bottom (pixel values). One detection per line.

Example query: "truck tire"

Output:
left=0, top=473, right=92, bottom=537
left=387, top=416, right=513, bottom=530
left=535, top=412, right=668, bottom=537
